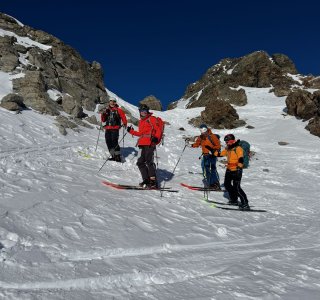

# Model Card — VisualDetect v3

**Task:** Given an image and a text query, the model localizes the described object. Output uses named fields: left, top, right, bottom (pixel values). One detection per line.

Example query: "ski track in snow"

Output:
left=1, top=88, right=320, bottom=299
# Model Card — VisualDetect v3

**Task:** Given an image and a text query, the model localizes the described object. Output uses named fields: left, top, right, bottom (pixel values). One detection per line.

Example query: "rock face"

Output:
left=0, top=12, right=107, bottom=131
left=139, top=95, right=162, bottom=111
left=190, top=99, right=245, bottom=129
left=168, top=51, right=302, bottom=129
left=286, top=90, right=320, bottom=137
left=169, top=50, right=320, bottom=137
left=286, top=90, right=318, bottom=120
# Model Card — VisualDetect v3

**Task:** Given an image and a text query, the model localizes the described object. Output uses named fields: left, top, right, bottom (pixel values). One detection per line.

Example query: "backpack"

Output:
left=237, top=140, right=251, bottom=168
left=148, top=116, right=165, bottom=145
left=208, top=134, right=221, bottom=151
left=104, top=107, right=121, bottom=127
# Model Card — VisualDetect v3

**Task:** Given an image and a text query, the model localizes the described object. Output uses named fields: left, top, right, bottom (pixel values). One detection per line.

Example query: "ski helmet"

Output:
left=109, top=96, right=117, bottom=102
left=199, top=124, right=208, bottom=133
left=224, top=134, right=235, bottom=142
left=139, top=104, right=149, bottom=112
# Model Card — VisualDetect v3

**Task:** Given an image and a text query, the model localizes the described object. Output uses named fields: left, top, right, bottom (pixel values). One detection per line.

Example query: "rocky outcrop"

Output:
left=13, top=71, right=61, bottom=115
left=303, top=76, right=320, bottom=89
left=0, top=12, right=107, bottom=131
left=169, top=51, right=303, bottom=131
left=190, top=99, right=245, bottom=129
left=180, top=51, right=299, bottom=105
left=286, top=90, right=320, bottom=136
left=286, top=90, right=318, bottom=120
left=0, top=93, right=25, bottom=112
left=305, top=116, right=320, bottom=137
left=139, top=95, right=162, bottom=111
left=187, top=85, right=247, bottom=108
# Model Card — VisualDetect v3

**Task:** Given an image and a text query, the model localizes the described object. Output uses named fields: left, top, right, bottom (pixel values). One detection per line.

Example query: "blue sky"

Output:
left=1, top=0, right=319, bottom=108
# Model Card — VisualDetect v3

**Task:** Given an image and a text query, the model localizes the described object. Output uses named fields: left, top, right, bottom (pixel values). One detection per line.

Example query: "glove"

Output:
left=205, top=145, right=214, bottom=153
left=127, top=125, right=133, bottom=133
left=185, top=140, right=193, bottom=147
left=151, top=136, right=158, bottom=144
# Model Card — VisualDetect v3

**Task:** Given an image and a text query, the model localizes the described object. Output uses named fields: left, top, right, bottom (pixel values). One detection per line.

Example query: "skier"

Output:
left=100, top=97, right=127, bottom=162
left=127, top=104, right=162, bottom=188
left=214, top=134, right=250, bottom=210
left=188, top=124, right=221, bottom=190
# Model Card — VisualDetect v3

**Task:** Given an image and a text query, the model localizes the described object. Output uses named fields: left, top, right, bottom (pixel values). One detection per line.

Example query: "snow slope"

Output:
left=1, top=87, right=320, bottom=300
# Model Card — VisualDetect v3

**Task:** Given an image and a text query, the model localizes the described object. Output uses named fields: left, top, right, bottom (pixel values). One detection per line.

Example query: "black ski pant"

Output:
left=224, top=169, right=248, bottom=206
left=105, top=129, right=120, bottom=158
left=137, top=146, right=156, bottom=181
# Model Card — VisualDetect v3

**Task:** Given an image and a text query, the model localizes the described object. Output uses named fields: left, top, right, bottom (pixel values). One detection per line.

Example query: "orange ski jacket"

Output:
left=192, top=129, right=221, bottom=155
left=215, top=140, right=244, bottom=171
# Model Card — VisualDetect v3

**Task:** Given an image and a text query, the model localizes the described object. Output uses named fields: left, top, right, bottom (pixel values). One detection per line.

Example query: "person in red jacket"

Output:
left=127, top=104, right=161, bottom=188
left=100, top=97, right=127, bottom=162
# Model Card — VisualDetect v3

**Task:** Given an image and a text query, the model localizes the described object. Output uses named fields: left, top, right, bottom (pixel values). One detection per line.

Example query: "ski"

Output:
left=212, top=205, right=267, bottom=212
left=78, top=150, right=93, bottom=159
left=205, top=200, right=255, bottom=207
left=102, top=181, right=178, bottom=192
left=180, top=183, right=225, bottom=192
left=205, top=200, right=239, bottom=206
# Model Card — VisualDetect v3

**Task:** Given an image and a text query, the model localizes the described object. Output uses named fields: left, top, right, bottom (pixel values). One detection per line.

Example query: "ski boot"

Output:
left=139, top=179, right=150, bottom=188
left=239, top=203, right=251, bottom=211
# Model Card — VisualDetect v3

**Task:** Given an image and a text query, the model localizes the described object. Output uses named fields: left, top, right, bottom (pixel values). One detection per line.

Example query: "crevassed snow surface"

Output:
left=1, top=87, right=320, bottom=299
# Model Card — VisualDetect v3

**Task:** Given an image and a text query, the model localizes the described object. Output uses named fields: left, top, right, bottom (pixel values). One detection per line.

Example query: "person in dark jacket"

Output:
left=214, top=134, right=250, bottom=210
left=100, top=97, right=127, bottom=162
left=127, top=104, right=162, bottom=188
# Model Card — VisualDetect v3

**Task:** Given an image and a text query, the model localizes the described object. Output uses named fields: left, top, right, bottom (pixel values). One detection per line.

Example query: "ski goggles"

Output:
left=200, top=127, right=208, bottom=133
left=139, top=110, right=148, bottom=115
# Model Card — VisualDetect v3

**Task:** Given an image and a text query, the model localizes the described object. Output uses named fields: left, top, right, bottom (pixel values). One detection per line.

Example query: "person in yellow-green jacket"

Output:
left=214, top=134, right=250, bottom=210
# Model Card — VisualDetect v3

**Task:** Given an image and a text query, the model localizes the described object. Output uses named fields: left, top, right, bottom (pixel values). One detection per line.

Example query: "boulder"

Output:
left=305, top=116, right=320, bottom=137
left=139, top=95, right=162, bottom=111
left=190, top=99, right=245, bottom=129
left=286, top=90, right=318, bottom=120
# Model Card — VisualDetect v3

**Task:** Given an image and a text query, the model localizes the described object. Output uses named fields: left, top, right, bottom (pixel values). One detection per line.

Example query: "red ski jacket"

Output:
left=129, top=113, right=161, bottom=146
left=100, top=105, right=127, bottom=130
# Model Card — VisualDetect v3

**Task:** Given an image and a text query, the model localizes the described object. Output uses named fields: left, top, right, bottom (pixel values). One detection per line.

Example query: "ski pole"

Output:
left=160, top=143, right=187, bottom=197
left=122, top=126, right=125, bottom=164
left=97, top=130, right=128, bottom=173
left=95, top=123, right=102, bottom=152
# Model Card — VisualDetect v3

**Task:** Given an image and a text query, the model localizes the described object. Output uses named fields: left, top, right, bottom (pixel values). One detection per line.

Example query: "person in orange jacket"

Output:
left=100, top=97, right=127, bottom=162
left=127, top=104, right=161, bottom=188
left=214, top=133, right=250, bottom=210
left=189, top=124, right=221, bottom=189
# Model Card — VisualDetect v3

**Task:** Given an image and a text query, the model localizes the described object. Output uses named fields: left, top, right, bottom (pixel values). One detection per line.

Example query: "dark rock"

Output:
left=286, top=90, right=318, bottom=120
left=272, top=53, right=298, bottom=74
left=0, top=101, right=21, bottom=112
left=85, top=115, right=99, bottom=125
left=1, top=93, right=25, bottom=107
left=305, top=116, right=320, bottom=137
left=139, top=95, right=162, bottom=111
left=190, top=99, right=245, bottom=129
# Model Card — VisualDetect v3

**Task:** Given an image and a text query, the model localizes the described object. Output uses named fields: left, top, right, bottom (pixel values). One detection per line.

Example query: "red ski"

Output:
left=180, top=183, right=224, bottom=192
left=102, top=181, right=178, bottom=192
